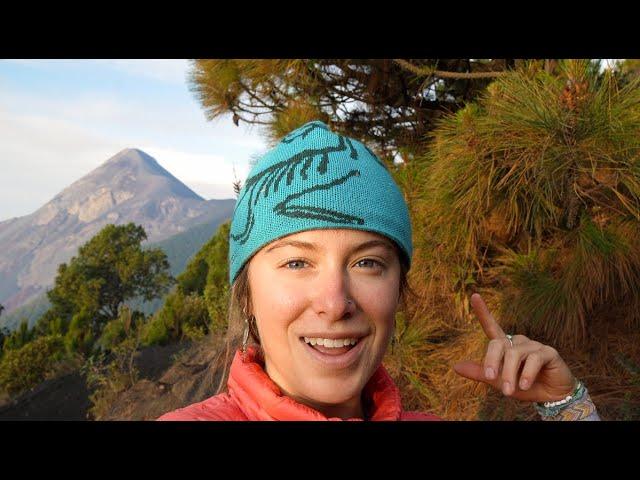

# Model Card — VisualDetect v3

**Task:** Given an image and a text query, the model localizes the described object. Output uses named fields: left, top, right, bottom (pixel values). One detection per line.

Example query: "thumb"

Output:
left=453, top=360, right=489, bottom=384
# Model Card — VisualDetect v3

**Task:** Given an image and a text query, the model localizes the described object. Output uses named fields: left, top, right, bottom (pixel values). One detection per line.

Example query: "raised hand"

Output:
left=453, top=293, right=577, bottom=403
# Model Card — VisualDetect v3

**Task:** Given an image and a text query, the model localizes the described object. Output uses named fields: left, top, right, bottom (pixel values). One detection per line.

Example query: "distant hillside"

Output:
left=0, top=148, right=235, bottom=315
left=0, top=215, right=233, bottom=332
left=134, top=217, right=233, bottom=317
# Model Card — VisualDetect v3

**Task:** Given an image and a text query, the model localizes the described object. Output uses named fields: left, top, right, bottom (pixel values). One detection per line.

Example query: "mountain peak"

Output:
left=105, top=148, right=158, bottom=166
left=0, top=147, right=236, bottom=318
left=95, top=148, right=203, bottom=201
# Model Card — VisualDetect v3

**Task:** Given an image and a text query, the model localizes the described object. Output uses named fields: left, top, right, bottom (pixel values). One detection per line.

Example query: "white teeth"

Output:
left=303, top=337, right=359, bottom=348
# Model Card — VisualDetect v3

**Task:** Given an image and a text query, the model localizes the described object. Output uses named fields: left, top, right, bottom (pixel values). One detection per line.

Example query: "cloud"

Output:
left=0, top=111, right=248, bottom=216
left=0, top=108, right=128, bottom=219
left=0, top=107, right=250, bottom=218
left=185, top=181, right=239, bottom=200
left=0, top=77, right=269, bottom=153
left=0, top=87, right=137, bottom=127
left=92, top=59, right=191, bottom=84
left=140, top=145, right=252, bottom=197
left=0, top=61, right=268, bottom=220
left=3, top=59, right=191, bottom=85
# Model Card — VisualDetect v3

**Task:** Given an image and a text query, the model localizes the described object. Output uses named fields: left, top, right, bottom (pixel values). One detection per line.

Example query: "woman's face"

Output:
left=246, top=228, right=402, bottom=418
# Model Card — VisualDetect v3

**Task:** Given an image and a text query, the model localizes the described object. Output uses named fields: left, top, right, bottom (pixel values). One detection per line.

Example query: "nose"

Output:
left=311, top=264, right=356, bottom=321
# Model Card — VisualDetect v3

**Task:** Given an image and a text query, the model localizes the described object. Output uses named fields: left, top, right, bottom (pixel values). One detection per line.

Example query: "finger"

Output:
left=470, top=293, right=505, bottom=340
left=518, top=351, right=545, bottom=391
left=511, top=334, right=533, bottom=346
left=518, top=346, right=558, bottom=391
left=501, top=343, right=543, bottom=396
left=483, top=338, right=509, bottom=381
left=483, top=335, right=536, bottom=382
left=453, top=360, right=500, bottom=389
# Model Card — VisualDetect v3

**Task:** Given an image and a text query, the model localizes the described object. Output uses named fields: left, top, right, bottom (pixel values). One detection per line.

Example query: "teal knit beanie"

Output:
left=228, top=120, right=412, bottom=285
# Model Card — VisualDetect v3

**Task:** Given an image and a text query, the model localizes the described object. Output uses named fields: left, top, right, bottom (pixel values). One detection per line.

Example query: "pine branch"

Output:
left=393, top=59, right=507, bottom=79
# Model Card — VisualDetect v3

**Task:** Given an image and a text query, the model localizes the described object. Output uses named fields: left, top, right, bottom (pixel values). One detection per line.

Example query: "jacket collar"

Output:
left=226, top=345, right=403, bottom=421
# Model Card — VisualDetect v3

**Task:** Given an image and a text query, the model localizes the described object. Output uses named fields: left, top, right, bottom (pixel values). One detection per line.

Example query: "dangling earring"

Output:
left=391, top=319, right=397, bottom=355
left=242, top=316, right=250, bottom=359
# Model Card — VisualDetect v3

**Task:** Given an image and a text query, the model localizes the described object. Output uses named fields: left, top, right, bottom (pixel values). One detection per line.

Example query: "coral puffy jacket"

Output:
left=157, top=345, right=441, bottom=421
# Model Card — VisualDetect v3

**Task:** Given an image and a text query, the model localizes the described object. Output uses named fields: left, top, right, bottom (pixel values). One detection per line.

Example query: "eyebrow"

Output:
left=265, top=239, right=395, bottom=255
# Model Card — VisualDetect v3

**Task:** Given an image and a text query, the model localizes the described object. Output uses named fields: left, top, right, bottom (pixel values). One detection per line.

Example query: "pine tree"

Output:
left=187, top=59, right=512, bottom=161
left=421, top=59, right=640, bottom=348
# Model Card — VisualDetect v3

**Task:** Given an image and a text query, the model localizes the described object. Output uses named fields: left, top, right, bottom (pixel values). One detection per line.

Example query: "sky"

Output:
left=0, top=59, right=270, bottom=221
left=0, top=59, right=625, bottom=222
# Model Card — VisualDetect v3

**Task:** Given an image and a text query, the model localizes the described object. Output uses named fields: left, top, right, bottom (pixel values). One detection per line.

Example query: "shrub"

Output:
left=182, top=322, right=207, bottom=342
left=204, top=282, right=230, bottom=334
left=96, top=306, right=145, bottom=353
left=63, top=310, right=95, bottom=356
left=82, top=338, right=140, bottom=420
left=141, top=292, right=209, bottom=346
left=82, top=306, right=143, bottom=419
left=2, top=319, right=35, bottom=352
left=0, top=335, right=65, bottom=396
left=140, top=313, right=170, bottom=346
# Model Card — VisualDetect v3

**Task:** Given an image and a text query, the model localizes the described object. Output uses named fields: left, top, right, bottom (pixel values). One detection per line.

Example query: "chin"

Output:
left=300, top=376, right=364, bottom=405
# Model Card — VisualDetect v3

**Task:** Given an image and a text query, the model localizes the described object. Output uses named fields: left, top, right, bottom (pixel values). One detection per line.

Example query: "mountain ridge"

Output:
left=0, top=148, right=236, bottom=315
left=0, top=216, right=231, bottom=332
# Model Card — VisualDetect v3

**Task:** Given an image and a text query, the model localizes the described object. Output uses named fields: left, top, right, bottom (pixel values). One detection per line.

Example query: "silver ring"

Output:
left=505, top=334, right=514, bottom=348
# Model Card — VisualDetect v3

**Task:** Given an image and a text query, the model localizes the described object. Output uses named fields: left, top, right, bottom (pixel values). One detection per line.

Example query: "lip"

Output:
left=299, top=335, right=367, bottom=370
left=300, top=333, right=367, bottom=340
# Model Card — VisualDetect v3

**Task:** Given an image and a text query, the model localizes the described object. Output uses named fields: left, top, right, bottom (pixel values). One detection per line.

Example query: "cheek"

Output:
left=355, top=276, right=400, bottom=318
left=251, top=275, right=306, bottom=337
left=258, top=281, right=303, bottom=314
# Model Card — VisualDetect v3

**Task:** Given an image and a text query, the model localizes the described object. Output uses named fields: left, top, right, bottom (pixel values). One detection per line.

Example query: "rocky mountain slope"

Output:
left=0, top=148, right=235, bottom=315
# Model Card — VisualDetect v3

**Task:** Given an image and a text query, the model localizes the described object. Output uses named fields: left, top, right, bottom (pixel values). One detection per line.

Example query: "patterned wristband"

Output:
left=534, top=384, right=598, bottom=421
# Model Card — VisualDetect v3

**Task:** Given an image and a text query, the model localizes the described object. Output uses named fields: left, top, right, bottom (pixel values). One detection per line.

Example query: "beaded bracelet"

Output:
left=533, top=379, right=598, bottom=420
left=535, top=379, right=584, bottom=417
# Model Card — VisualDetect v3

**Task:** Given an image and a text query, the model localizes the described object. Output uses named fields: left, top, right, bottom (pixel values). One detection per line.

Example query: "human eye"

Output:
left=283, top=258, right=308, bottom=270
left=355, top=258, right=385, bottom=270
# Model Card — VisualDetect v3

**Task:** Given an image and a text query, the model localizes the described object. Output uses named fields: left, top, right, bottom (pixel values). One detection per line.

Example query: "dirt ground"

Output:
left=0, top=370, right=91, bottom=420
left=0, top=340, right=199, bottom=421
left=101, top=336, right=225, bottom=420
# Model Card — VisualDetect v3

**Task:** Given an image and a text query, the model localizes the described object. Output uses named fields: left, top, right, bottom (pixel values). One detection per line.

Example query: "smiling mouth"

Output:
left=299, top=336, right=361, bottom=356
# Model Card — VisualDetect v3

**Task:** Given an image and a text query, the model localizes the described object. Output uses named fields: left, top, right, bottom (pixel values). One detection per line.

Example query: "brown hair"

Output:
left=213, top=242, right=416, bottom=394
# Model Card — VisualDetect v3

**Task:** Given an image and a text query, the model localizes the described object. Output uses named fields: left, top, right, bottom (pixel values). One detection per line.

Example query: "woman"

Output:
left=158, top=121, right=600, bottom=421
